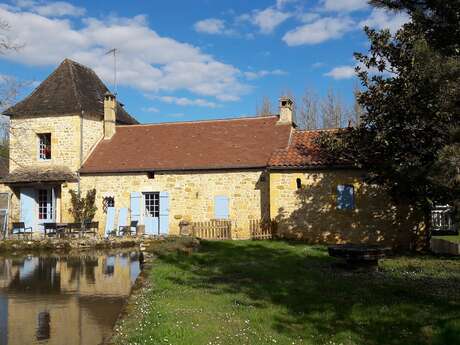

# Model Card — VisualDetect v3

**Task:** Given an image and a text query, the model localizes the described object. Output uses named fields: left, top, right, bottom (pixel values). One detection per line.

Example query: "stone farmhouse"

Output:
left=0, top=59, right=421, bottom=248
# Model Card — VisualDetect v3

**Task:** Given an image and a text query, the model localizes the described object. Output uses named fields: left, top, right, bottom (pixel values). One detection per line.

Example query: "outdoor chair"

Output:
left=67, top=223, right=82, bottom=238
left=83, top=222, right=98, bottom=237
left=44, top=223, right=58, bottom=237
left=11, top=222, right=32, bottom=239
left=119, top=220, right=138, bottom=237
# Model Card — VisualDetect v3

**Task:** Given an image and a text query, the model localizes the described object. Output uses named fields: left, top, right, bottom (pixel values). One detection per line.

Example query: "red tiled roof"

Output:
left=269, top=129, right=338, bottom=168
left=80, top=116, right=292, bottom=173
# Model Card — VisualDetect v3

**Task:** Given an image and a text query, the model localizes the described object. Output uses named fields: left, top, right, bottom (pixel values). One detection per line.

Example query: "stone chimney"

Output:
left=278, top=96, right=295, bottom=126
left=104, top=92, right=116, bottom=139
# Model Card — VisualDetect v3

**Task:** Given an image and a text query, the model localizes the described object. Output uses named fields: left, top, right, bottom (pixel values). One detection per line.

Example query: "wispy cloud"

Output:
left=324, top=65, right=356, bottom=79
left=148, top=95, right=219, bottom=108
left=360, top=8, right=410, bottom=33
left=243, top=69, right=287, bottom=80
left=283, top=16, right=354, bottom=46
left=141, top=106, right=159, bottom=113
left=12, top=0, right=86, bottom=17
left=319, top=0, right=369, bottom=13
left=194, top=18, right=230, bottom=35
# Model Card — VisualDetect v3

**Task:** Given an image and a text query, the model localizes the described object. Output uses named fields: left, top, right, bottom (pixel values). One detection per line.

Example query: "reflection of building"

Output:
left=0, top=252, right=140, bottom=345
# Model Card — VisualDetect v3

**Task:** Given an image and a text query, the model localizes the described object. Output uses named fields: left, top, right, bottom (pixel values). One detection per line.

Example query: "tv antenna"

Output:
left=105, top=48, right=118, bottom=96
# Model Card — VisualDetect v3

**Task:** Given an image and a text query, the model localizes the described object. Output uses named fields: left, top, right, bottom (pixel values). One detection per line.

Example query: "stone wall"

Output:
left=81, top=112, right=104, bottom=162
left=76, top=170, right=268, bottom=238
left=269, top=169, right=424, bottom=249
left=9, top=113, right=104, bottom=172
left=9, top=114, right=81, bottom=171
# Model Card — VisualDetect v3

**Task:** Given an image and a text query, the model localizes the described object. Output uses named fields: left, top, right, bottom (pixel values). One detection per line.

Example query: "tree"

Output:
left=68, top=189, right=97, bottom=226
left=320, top=88, right=345, bottom=129
left=351, top=82, right=364, bottom=126
left=317, top=1, right=460, bottom=245
left=256, top=96, right=273, bottom=116
left=297, top=88, right=319, bottom=129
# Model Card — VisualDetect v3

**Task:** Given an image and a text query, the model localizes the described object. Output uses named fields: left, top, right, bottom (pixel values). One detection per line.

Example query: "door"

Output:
left=37, top=188, right=55, bottom=232
left=20, top=188, right=36, bottom=231
left=143, top=192, right=159, bottom=235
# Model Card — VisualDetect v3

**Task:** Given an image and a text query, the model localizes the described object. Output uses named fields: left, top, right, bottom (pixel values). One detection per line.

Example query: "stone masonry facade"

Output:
left=77, top=170, right=268, bottom=239
left=269, top=170, right=424, bottom=249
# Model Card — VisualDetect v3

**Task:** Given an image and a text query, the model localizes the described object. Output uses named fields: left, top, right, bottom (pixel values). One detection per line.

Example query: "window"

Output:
left=147, top=171, right=155, bottom=179
left=337, top=184, right=355, bottom=210
left=102, top=196, right=115, bottom=213
left=38, top=189, right=53, bottom=220
left=144, top=192, right=159, bottom=217
left=38, top=133, right=51, bottom=160
left=296, top=178, right=302, bottom=189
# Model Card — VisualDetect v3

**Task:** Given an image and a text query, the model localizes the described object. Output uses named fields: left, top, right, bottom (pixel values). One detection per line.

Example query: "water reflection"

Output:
left=0, top=250, right=141, bottom=345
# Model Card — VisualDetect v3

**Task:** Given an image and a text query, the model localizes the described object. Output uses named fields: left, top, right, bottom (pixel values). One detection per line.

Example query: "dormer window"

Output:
left=38, top=133, right=51, bottom=160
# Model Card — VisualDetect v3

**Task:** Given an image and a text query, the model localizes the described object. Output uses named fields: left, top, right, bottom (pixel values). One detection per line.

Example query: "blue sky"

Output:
left=0, top=0, right=408, bottom=123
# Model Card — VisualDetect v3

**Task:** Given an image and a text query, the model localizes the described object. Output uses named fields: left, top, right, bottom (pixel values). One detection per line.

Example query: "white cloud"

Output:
left=194, top=18, right=226, bottom=34
left=12, top=0, right=86, bottom=17
left=324, top=65, right=356, bottom=79
left=276, top=0, right=297, bottom=10
left=0, top=7, right=249, bottom=101
left=320, top=0, right=369, bottom=12
left=283, top=16, right=354, bottom=46
left=311, top=62, right=325, bottom=69
left=243, top=69, right=286, bottom=80
left=149, top=95, right=219, bottom=108
left=360, top=8, right=410, bottom=33
left=141, top=106, right=159, bottom=113
left=252, top=7, right=291, bottom=34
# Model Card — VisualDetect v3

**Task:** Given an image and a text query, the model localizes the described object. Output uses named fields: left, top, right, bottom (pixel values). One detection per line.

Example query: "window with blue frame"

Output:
left=337, top=184, right=355, bottom=210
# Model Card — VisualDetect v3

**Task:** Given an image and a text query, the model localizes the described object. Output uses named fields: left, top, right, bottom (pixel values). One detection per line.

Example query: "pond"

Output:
left=0, top=249, right=142, bottom=345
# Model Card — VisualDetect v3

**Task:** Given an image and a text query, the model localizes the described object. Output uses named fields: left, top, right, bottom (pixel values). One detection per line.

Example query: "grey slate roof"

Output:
left=4, top=59, right=138, bottom=125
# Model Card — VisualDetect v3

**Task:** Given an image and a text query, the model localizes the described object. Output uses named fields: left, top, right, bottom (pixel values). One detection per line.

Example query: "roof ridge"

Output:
left=117, top=115, right=281, bottom=127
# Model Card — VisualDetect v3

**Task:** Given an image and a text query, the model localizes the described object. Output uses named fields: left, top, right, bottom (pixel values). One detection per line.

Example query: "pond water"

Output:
left=0, top=250, right=142, bottom=345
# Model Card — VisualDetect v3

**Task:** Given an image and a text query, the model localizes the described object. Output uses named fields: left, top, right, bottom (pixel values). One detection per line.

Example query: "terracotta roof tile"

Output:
left=4, top=59, right=138, bottom=125
left=269, top=129, right=341, bottom=168
left=80, top=116, right=292, bottom=173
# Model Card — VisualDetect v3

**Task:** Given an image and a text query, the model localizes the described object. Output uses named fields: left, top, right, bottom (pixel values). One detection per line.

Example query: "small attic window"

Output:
left=147, top=171, right=155, bottom=179
left=38, top=133, right=51, bottom=160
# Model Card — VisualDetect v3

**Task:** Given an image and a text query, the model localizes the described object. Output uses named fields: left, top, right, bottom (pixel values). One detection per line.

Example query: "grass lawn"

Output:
left=114, top=241, right=460, bottom=345
left=433, top=234, right=460, bottom=244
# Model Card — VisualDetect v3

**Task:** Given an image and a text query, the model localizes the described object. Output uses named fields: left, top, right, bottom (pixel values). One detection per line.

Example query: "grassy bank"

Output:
left=113, top=240, right=460, bottom=345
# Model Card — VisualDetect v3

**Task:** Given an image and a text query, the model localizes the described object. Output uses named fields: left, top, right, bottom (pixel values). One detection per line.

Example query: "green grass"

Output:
left=114, top=241, right=460, bottom=345
left=433, top=234, right=460, bottom=244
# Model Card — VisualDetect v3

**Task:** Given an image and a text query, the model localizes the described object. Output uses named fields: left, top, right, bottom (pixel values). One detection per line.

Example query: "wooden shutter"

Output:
left=130, top=192, right=142, bottom=223
left=214, top=196, right=229, bottom=219
left=20, top=188, right=36, bottom=231
left=159, top=191, right=169, bottom=234
left=105, top=207, right=116, bottom=236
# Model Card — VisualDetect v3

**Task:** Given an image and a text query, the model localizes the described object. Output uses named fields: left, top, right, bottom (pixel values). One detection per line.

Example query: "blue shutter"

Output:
left=130, top=192, right=142, bottom=223
left=20, top=188, right=36, bottom=231
left=337, top=185, right=354, bottom=210
left=159, top=192, right=169, bottom=234
left=145, top=216, right=159, bottom=235
left=105, top=207, right=116, bottom=236
left=214, top=196, right=229, bottom=219
left=118, top=208, right=128, bottom=228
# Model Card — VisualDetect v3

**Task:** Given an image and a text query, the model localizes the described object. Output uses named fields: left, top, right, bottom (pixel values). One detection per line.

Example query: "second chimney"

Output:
left=104, top=92, right=116, bottom=139
left=278, top=96, right=295, bottom=126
